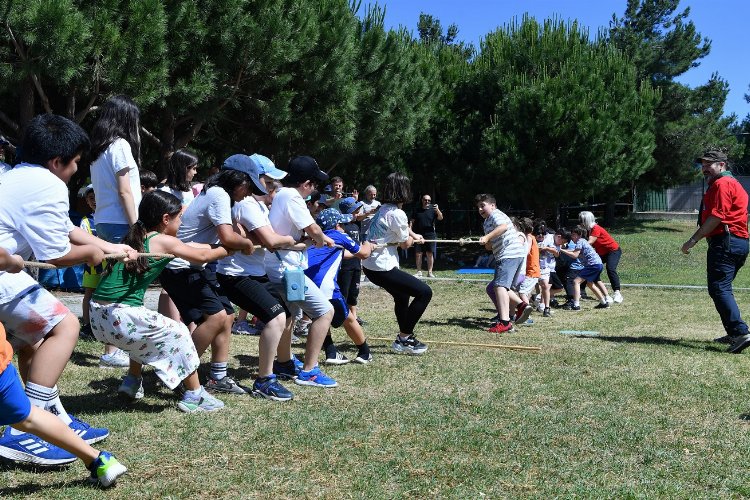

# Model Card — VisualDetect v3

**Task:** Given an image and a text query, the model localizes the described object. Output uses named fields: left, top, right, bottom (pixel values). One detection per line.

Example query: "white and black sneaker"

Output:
left=392, top=335, right=428, bottom=355
left=324, top=352, right=350, bottom=365
left=353, top=353, right=374, bottom=364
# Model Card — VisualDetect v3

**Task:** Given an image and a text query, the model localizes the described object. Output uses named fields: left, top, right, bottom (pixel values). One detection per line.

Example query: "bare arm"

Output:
left=682, top=215, right=722, bottom=254
left=69, top=227, right=137, bottom=258
left=478, top=223, right=507, bottom=245
left=116, top=170, right=138, bottom=225
left=559, top=247, right=581, bottom=259
left=434, top=204, right=444, bottom=221
left=304, top=223, right=335, bottom=247
left=250, top=225, right=296, bottom=249
left=150, top=235, right=231, bottom=264
left=0, top=249, right=24, bottom=273
left=46, top=244, right=104, bottom=268
left=217, top=224, right=255, bottom=254
left=588, top=235, right=598, bottom=245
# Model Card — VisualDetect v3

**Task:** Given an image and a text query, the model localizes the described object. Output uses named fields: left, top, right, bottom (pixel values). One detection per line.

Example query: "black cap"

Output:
left=696, top=149, right=728, bottom=164
left=286, top=156, right=329, bottom=184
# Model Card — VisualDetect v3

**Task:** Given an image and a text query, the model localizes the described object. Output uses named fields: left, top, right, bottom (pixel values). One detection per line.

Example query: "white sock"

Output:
left=573, top=301, right=580, bottom=307
left=210, top=362, right=227, bottom=381
left=183, top=387, right=202, bottom=401
left=25, top=382, right=72, bottom=425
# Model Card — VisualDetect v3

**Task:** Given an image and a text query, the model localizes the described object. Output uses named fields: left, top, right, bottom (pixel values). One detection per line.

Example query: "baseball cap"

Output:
left=286, top=156, right=329, bottom=185
left=316, top=208, right=353, bottom=230
left=221, top=154, right=268, bottom=195
left=339, top=197, right=364, bottom=215
left=696, top=149, right=728, bottom=164
left=249, top=154, right=287, bottom=180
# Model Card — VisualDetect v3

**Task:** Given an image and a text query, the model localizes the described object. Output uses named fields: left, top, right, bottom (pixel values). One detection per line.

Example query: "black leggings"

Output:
left=363, top=267, right=432, bottom=336
left=602, top=248, right=622, bottom=291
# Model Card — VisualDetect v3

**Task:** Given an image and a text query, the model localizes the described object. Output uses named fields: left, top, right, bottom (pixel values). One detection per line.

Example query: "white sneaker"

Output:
left=118, top=375, right=144, bottom=400
left=353, top=353, right=373, bottom=364
left=324, top=352, right=350, bottom=365
left=99, top=349, right=130, bottom=368
left=415, top=271, right=423, bottom=277
left=427, top=271, right=435, bottom=278
left=606, top=296, right=614, bottom=305
left=613, top=291, right=623, bottom=303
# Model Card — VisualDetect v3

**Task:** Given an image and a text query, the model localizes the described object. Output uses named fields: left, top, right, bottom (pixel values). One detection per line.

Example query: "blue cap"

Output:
left=222, top=154, right=267, bottom=195
left=316, top=208, right=353, bottom=230
left=249, top=154, right=287, bottom=180
left=339, top=197, right=364, bottom=215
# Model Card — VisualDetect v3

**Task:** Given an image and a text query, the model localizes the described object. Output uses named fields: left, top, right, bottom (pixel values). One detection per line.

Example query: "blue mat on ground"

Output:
left=456, top=268, right=494, bottom=274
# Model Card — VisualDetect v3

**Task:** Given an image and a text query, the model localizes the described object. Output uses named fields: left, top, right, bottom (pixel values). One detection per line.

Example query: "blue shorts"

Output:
left=329, top=294, right=349, bottom=329
left=492, top=257, right=524, bottom=290
left=577, top=264, right=603, bottom=283
left=0, top=364, right=32, bottom=426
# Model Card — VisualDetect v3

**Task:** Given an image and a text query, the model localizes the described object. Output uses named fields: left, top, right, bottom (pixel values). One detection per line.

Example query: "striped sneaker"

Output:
left=68, top=414, right=109, bottom=444
left=0, top=427, right=76, bottom=466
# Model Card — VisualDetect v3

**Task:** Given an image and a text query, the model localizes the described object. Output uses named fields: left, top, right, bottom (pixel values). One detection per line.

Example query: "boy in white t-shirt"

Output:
left=0, top=114, right=136, bottom=464
left=265, top=156, right=339, bottom=388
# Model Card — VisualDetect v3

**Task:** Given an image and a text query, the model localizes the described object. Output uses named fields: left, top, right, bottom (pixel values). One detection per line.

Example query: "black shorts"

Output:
left=337, top=268, right=361, bottom=306
left=414, top=232, right=437, bottom=254
left=549, top=271, right=564, bottom=290
left=217, top=273, right=287, bottom=324
left=160, top=267, right=234, bottom=325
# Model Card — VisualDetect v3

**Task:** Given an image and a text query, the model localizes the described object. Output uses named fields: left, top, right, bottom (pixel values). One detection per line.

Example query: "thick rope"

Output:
left=367, top=336, right=540, bottom=352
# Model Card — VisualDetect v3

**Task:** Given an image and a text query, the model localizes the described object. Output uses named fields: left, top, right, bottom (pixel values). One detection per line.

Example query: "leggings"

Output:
left=602, top=248, right=622, bottom=291
left=363, top=267, right=432, bottom=336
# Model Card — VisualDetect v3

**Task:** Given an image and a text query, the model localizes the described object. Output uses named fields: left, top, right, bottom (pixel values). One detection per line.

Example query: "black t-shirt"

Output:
left=411, top=207, right=437, bottom=234
left=339, top=221, right=362, bottom=271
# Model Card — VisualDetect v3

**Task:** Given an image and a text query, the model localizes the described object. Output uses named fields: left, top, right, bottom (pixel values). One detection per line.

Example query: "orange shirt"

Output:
left=526, top=236, right=541, bottom=278
left=0, top=323, right=12, bottom=374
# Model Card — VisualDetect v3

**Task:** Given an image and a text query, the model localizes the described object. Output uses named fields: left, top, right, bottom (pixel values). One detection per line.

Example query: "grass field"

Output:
left=3, top=219, right=750, bottom=498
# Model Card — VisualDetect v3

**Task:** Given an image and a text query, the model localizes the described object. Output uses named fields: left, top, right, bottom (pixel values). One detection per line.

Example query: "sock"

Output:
left=322, top=334, right=334, bottom=350
left=25, top=382, right=72, bottom=426
left=573, top=301, right=580, bottom=307
left=325, top=344, right=338, bottom=359
left=210, top=362, right=228, bottom=381
left=183, top=387, right=202, bottom=401
left=601, top=299, right=608, bottom=305
left=357, top=342, right=370, bottom=358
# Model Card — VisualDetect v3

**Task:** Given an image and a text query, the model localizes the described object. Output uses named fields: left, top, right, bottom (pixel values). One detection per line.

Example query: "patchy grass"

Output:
left=3, top=219, right=750, bottom=497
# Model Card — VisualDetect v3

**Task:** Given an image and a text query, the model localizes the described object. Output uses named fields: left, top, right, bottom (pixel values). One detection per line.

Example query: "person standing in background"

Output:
left=410, top=194, right=443, bottom=278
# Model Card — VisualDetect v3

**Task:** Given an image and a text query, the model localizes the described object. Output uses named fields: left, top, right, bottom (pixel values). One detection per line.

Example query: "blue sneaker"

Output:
left=0, top=427, right=76, bottom=465
left=88, top=450, right=127, bottom=487
left=252, top=375, right=293, bottom=401
left=294, top=366, right=338, bottom=388
left=68, top=414, right=109, bottom=444
left=273, top=358, right=300, bottom=380
left=292, top=354, right=304, bottom=371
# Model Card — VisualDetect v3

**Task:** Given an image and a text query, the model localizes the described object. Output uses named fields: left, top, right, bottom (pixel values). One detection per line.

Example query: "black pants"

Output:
left=363, top=267, right=432, bottom=336
left=602, top=248, right=622, bottom=291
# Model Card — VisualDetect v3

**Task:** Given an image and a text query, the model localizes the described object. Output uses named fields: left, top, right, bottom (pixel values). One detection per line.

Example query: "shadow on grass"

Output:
left=611, top=218, right=687, bottom=235
left=68, top=350, right=100, bottom=369
left=0, top=474, right=87, bottom=496
left=57, top=374, right=173, bottom=414
left=421, top=316, right=492, bottom=330
left=594, top=335, right=725, bottom=352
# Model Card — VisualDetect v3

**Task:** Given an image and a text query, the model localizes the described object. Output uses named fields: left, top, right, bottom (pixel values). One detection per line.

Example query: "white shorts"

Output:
left=540, top=268, right=551, bottom=281
left=0, top=285, right=70, bottom=351
left=89, top=302, right=200, bottom=389
left=270, top=275, right=333, bottom=321
left=518, top=277, right=539, bottom=297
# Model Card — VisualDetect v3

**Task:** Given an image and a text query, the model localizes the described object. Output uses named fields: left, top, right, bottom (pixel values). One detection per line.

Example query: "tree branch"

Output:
left=6, top=23, right=52, bottom=113
left=0, top=110, right=20, bottom=138
left=140, top=126, right=162, bottom=147
left=75, top=63, right=101, bottom=123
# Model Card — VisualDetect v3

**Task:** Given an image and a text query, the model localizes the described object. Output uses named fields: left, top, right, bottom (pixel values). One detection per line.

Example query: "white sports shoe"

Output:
left=613, top=290, right=623, bottom=303
left=99, top=349, right=130, bottom=368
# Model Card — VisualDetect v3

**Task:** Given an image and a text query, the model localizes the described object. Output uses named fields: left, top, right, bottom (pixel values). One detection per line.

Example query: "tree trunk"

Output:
left=19, top=78, right=35, bottom=129
left=603, top=199, right=616, bottom=227
left=158, top=109, right=176, bottom=182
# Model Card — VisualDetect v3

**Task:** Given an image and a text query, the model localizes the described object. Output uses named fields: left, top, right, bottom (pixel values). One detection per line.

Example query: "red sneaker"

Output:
left=488, top=322, right=515, bottom=334
left=514, top=302, right=532, bottom=325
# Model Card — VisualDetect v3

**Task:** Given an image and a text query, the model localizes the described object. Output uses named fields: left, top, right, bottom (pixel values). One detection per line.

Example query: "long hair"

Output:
left=121, top=191, right=181, bottom=274
left=166, top=149, right=198, bottom=192
left=202, top=169, right=249, bottom=206
left=89, top=95, right=141, bottom=166
left=380, top=172, right=412, bottom=204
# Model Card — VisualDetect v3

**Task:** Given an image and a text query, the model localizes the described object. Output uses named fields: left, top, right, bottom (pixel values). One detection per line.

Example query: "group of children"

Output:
left=477, top=194, right=624, bottom=334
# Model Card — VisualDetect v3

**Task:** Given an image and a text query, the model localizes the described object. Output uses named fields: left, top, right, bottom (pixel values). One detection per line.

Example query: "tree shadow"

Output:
left=593, top=335, right=725, bottom=352
left=232, top=354, right=259, bottom=381
left=68, top=350, right=100, bottom=369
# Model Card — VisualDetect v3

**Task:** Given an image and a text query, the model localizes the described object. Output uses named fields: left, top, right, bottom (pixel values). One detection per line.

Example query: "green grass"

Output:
left=3, top=218, right=750, bottom=497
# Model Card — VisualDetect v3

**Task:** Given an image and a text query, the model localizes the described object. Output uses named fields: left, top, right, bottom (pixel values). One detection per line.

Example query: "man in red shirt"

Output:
left=682, top=149, right=750, bottom=353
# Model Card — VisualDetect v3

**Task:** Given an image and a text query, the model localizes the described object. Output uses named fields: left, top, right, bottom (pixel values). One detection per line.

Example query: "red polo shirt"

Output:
left=702, top=173, right=749, bottom=238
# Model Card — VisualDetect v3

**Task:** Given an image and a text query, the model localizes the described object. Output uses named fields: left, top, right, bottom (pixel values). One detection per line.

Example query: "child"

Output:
left=558, top=227, right=610, bottom=310
left=516, top=217, right=540, bottom=322
left=338, top=197, right=371, bottom=348
left=140, top=169, right=159, bottom=194
left=264, top=156, right=339, bottom=387
left=161, top=149, right=198, bottom=207
left=476, top=194, right=529, bottom=333
left=90, top=191, right=230, bottom=412
left=534, top=221, right=558, bottom=318
left=362, top=172, right=431, bottom=354
left=79, top=185, right=103, bottom=339
left=0, top=114, right=136, bottom=462
left=159, top=157, right=259, bottom=396
left=307, top=208, right=373, bottom=365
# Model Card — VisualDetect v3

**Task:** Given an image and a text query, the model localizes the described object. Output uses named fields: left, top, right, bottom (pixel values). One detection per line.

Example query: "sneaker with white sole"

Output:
left=728, top=334, right=750, bottom=354
left=205, top=376, right=250, bottom=395
left=324, top=352, right=350, bottom=365
left=606, top=296, right=614, bottom=305
left=232, top=320, right=257, bottom=336
left=177, top=388, right=225, bottom=413
left=294, top=366, right=338, bottom=388
left=427, top=271, right=435, bottom=278
left=392, top=335, right=428, bottom=355
left=0, top=427, right=77, bottom=466
left=252, top=375, right=293, bottom=401
left=118, top=375, right=144, bottom=401
left=353, top=353, right=373, bottom=364
left=99, top=349, right=130, bottom=368
left=414, top=271, right=423, bottom=277
left=68, top=414, right=109, bottom=444
left=88, top=450, right=127, bottom=488
left=613, top=290, right=623, bottom=303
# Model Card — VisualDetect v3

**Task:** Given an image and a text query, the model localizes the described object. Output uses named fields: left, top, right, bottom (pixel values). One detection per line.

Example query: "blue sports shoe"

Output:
left=68, top=414, right=109, bottom=444
left=294, top=366, right=338, bottom=388
left=252, top=375, right=293, bottom=401
left=0, top=427, right=76, bottom=466
left=273, top=358, right=300, bottom=380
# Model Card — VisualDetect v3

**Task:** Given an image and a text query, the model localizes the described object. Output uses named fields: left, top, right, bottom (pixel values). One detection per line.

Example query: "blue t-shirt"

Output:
left=573, top=239, right=602, bottom=268
left=305, top=230, right=360, bottom=299
left=567, top=241, right=583, bottom=271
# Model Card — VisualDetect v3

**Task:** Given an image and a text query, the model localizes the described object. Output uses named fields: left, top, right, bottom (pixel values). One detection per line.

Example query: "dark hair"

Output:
left=203, top=169, right=249, bottom=206
left=572, top=225, right=589, bottom=240
left=20, top=114, right=90, bottom=166
left=556, top=227, right=571, bottom=242
left=330, top=176, right=343, bottom=184
left=533, top=220, right=548, bottom=237
left=167, top=149, right=198, bottom=192
left=139, top=169, right=159, bottom=189
left=517, top=217, right=534, bottom=234
left=89, top=95, right=141, bottom=166
left=474, top=193, right=496, bottom=206
left=267, top=179, right=283, bottom=193
left=306, top=190, right=321, bottom=205
left=380, top=172, right=412, bottom=204
left=121, top=190, right=182, bottom=274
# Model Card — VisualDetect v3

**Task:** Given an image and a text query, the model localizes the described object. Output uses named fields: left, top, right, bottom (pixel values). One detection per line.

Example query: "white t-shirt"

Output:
left=91, top=138, right=141, bottom=224
left=539, top=233, right=556, bottom=271
left=0, top=164, right=74, bottom=303
left=217, top=196, right=269, bottom=277
left=362, top=203, right=408, bottom=272
left=167, top=186, right=232, bottom=270
left=483, top=209, right=525, bottom=261
left=360, top=198, right=381, bottom=239
left=264, top=187, right=314, bottom=282
left=159, top=185, right=195, bottom=207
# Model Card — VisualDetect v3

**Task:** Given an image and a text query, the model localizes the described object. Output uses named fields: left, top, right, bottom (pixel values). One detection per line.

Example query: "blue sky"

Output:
left=374, top=0, right=749, bottom=121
